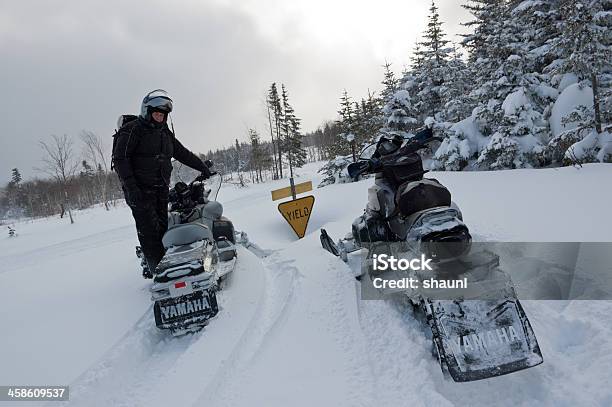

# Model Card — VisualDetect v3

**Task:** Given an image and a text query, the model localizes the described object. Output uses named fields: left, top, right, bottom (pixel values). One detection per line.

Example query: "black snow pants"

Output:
left=128, top=187, right=169, bottom=271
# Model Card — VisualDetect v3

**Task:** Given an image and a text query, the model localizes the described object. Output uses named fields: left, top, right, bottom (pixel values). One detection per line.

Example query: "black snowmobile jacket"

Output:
left=113, top=117, right=210, bottom=189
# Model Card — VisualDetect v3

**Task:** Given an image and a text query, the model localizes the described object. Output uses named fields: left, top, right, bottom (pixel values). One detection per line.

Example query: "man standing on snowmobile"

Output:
left=113, top=89, right=213, bottom=278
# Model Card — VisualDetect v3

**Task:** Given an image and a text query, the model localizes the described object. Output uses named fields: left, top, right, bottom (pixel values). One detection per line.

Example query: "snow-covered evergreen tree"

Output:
left=382, top=88, right=418, bottom=138
left=394, top=1, right=475, bottom=170
left=5, top=168, right=24, bottom=216
left=442, top=46, right=472, bottom=122
left=351, top=91, right=383, bottom=147
left=10, top=168, right=22, bottom=185
left=405, top=0, right=453, bottom=122
left=458, top=0, right=555, bottom=168
left=326, top=89, right=355, bottom=158
left=546, top=0, right=611, bottom=164
left=280, top=84, right=307, bottom=170
left=317, top=155, right=354, bottom=187
left=381, top=61, right=399, bottom=103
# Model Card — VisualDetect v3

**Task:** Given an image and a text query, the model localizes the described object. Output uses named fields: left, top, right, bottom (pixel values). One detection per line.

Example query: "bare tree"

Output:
left=37, top=134, right=79, bottom=223
left=80, top=130, right=111, bottom=210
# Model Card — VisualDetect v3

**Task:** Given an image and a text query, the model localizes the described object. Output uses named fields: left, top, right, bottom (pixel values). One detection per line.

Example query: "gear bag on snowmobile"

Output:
left=395, top=178, right=451, bottom=218
left=381, top=153, right=426, bottom=186
left=111, top=114, right=139, bottom=171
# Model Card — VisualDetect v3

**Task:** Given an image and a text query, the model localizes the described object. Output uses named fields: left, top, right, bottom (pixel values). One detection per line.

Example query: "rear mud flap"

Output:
left=154, top=289, right=219, bottom=335
left=424, top=297, right=543, bottom=382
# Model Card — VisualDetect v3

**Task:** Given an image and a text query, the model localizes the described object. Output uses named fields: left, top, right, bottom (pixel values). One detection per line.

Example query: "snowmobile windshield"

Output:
left=358, top=142, right=378, bottom=160
left=359, top=134, right=404, bottom=160
left=378, top=139, right=400, bottom=155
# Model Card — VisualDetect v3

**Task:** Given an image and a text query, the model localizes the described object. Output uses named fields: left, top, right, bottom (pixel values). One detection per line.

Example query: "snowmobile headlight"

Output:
left=203, top=253, right=213, bottom=271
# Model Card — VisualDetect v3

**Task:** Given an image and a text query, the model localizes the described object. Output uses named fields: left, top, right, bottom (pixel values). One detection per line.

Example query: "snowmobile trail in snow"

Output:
left=356, top=297, right=455, bottom=407
left=59, top=308, right=194, bottom=407
left=60, top=246, right=266, bottom=407
left=191, top=253, right=303, bottom=407
left=194, top=238, right=378, bottom=407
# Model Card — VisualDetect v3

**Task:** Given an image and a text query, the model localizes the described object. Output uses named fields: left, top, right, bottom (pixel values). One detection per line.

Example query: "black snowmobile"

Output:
left=137, top=171, right=240, bottom=336
left=321, top=129, right=543, bottom=382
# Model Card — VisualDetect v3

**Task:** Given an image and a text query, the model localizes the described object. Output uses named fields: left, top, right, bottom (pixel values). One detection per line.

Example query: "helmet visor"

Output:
left=143, top=89, right=173, bottom=113
left=146, top=97, right=173, bottom=113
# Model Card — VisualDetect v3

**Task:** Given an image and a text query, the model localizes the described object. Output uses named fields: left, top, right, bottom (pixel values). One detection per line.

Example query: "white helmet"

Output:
left=140, top=89, right=173, bottom=122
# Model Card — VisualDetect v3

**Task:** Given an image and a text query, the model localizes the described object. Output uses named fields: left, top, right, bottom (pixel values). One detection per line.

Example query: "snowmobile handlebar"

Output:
left=193, top=172, right=215, bottom=184
left=401, top=135, right=443, bottom=155
left=170, top=170, right=217, bottom=212
left=348, top=135, right=442, bottom=179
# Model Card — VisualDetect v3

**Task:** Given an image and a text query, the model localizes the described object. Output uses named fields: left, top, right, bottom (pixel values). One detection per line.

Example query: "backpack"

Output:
left=111, top=114, right=138, bottom=171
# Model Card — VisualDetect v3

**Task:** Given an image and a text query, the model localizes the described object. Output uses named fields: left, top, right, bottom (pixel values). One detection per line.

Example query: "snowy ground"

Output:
left=1, top=162, right=611, bottom=406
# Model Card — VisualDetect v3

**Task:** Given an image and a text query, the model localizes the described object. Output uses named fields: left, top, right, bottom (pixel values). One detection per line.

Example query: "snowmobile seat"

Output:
left=213, top=216, right=235, bottom=243
left=162, top=223, right=212, bottom=249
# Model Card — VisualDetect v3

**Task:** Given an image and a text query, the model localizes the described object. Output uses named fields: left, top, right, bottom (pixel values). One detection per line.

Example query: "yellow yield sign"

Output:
left=272, top=178, right=315, bottom=239
left=271, top=181, right=312, bottom=201
left=277, top=196, right=315, bottom=239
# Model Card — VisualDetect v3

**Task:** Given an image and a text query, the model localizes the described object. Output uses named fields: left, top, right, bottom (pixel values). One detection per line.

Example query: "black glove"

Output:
left=123, top=178, right=143, bottom=207
left=127, top=187, right=144, bottom=207
left=198, top=160, right=215, bottom=179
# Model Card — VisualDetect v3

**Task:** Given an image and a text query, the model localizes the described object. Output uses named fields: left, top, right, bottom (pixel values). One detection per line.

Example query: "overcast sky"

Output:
left=0, top=0, right=470, bottom=182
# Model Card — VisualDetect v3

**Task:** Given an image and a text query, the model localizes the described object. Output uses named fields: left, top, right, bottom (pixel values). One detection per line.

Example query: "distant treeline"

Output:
left=1, top=133, right=124, bottom=222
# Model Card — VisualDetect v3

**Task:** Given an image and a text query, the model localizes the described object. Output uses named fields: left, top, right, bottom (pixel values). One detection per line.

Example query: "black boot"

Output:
left=144, top=257, right=158, bottom=279
left=136, top=246, right=154, bottom=279
left=142, top=263, right=153, bottom=279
